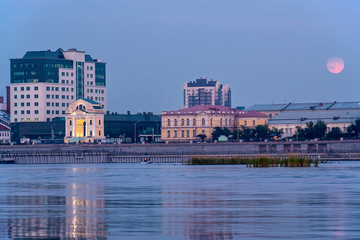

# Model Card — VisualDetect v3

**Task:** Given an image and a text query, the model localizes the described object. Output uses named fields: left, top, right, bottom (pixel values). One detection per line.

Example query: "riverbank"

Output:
left=1, top=139, right=360, bottom=164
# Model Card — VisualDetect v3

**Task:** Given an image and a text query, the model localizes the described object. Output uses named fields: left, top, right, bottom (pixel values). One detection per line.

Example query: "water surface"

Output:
left=0, top=162, right=359, bottom=239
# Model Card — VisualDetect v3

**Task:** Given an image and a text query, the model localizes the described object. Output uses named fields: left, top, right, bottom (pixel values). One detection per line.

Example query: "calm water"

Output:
left=0, top=163, right=359, bottom=239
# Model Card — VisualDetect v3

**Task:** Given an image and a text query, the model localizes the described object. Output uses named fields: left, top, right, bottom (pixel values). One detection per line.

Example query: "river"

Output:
left=0, top=162, right=359, bottom=239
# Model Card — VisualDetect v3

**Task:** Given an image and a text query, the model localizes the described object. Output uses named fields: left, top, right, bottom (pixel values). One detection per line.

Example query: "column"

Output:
left=72, top=117, right=75, bottom=137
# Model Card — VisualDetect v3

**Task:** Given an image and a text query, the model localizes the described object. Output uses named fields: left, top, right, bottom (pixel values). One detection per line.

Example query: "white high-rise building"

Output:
left=10, top=48, right=106, bottom=123
left=183, top=78, right=231, bottom=108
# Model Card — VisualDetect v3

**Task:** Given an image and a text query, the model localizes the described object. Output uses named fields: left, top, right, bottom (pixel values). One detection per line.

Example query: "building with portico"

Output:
left=64, top=99, right=105, bottom=143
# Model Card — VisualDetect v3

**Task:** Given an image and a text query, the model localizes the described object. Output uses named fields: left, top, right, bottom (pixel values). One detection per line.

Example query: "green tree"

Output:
left=313, top=120, right=327, bottom=140
left=253, top=125, right=270, bottom=141
left=325, top=127, right=343, bottom=140
left=304, top=121, right=315, bottom=140
left=346, top=119, right=360, bottom=139
left=269, top=127, right=284, bottom=138
left=212, top=127, right=231, bottom=141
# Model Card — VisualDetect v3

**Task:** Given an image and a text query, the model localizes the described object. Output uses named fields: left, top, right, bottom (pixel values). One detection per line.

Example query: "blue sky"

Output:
left=0, top=0, right=359, bottom=113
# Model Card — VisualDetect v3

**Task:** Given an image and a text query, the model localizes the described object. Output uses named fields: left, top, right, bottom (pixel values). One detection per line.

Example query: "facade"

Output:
left=0, top=111, right=11, bottom=143
left=10, top=48, right=106, bottom=123
left=245, top=101, right=360, bottom=118
left=161, top=105, right=268, bottom=142
left=183, top=78, right=231, bottom=108
left=104, top=112, right=161, bottom=143
left=64, top=99, right=105, bottom=143
left=268, top=110, right=360, bottom=138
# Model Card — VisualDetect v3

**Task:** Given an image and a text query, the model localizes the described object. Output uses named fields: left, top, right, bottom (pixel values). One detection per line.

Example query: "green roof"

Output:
left=81, top=98, right=101, bottom=105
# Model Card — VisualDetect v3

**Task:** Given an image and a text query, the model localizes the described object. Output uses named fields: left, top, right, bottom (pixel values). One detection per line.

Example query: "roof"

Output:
left=85, top=54, right=94, bottom=62
left=246, top=101, right=360, bottom=112
left=268, top=110, right=360, bottom=125
left=237, top=110, right=268, bottom=118
left=163, top=105, right=238, bottom=115
left=80, top=98, right=101, bottom=105
left=187, top=78, right=218, bottom=87
left=22, top=49, right=65, bottom=60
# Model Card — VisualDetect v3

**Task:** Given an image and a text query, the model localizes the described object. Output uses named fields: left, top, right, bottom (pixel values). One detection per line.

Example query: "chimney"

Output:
left=6, top=86, right=10, bottom=114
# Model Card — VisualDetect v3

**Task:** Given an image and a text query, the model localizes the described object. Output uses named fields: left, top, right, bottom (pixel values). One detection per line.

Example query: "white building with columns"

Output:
left=64, top=99, right=105, bottom=143
left=10, top=48, right=106, bottom=123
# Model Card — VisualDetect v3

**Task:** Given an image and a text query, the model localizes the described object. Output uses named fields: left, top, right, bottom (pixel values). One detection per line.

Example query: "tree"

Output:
left=211, top=127, right=231, bottom=141
left=346, top=119, right=360, bottom=139
left=304, top=121, right=315, bottom=140
left=253, top=125, right=270, bottom=141
left=325, top=127, right=343, bottom=140
left=269, top=127, right=284, bottom=138
left=313, top=120, right=327, bottom=140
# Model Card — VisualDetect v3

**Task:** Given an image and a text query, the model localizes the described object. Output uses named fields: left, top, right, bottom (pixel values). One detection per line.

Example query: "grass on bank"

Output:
left=189, top=156, right=318, bottom=167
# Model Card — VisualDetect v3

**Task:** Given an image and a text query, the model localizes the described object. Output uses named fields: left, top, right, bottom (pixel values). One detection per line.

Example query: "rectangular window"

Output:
left=62, top=95, right=65, bottom=99
left=26, top=102, right=30, bottom=106
left=46, top=102, right=50, bottom=106
left=174, top=130, right=177, bottom=138
left=21, top=95, right=24, bottom=99
left=34, top=94, right=38, bottom=98
left=14, top=103, right=17, bottom=107
left=90, top=74, right=93, bottom=78
left=26, top=87, right=30, bottom=91
left=253, top=120, right=255, bottom=126
left=181, top=130, right=184, bottom=137
left=21, top=87, right=24, bottom=91
left=26, top=95, right=30, bottom=99
left=46, top=87, right=50, bottom=91
left=35, top=102, right=38, bottom=106
left=61, top=72, right=65, bottom=76
left=34, top=86, right=38, bottom=91
left=62, top=103, right=65, bottom=107
left=55, top=87, right=59, bottom=91
left=46, top=95, right=50, bottom=99
left=47, top=110, right=50, bottom=114
left=35, top=110, right=39, bottom=114
left=55, top=103, right=59, bottom=107
left=186, top=130, right=189, bottom=137
left=26, top=110, right=30, bottom=114
left=55, top=95, right=59, bottom=99
left=14, top=87, right=17, bottom=91
left=14, top=95, right=17, bottom=99
left=21, top=110, right=24, bottom=114
left=14, top=110, right=17, bottom=115
left=21, top=103, right=24, bottom=107
left=55, top=110, right=59, bottom=114
left=66, top=72, right=69, bottom=76
left=193, top=130, right=196, bottom=137
left=90, top=120, right=93, bottom=125
left=167, top=131, right=170, bottom=138
left=62, top=111, right=65, bottom=114
left=71, top=73, right=73, bottom=77
left=62, top=87, right=65, bottom=91
left=62, top=80, right=65, bottom=84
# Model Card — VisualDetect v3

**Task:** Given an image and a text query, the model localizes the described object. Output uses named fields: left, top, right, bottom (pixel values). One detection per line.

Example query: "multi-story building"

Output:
left=183, top=78, right=231, bottom=108
left=10, top=48, right=106, bottom=123
left=161, top=105, right=268, bottom=142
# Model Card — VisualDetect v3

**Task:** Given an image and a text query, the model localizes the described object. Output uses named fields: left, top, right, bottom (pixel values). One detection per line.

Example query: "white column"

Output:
left=72, top=117, right=75, bottom=137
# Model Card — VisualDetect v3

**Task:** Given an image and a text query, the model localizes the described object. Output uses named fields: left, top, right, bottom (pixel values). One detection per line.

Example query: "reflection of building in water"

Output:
left=162, top=185, right=233, bottom=240
left=6, top=181, right=107, bottom=239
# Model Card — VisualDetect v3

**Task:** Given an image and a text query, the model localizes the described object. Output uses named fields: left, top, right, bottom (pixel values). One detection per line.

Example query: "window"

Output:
left=35, top=110, right=39, bottom=114
left=46, top=87, right=50, bottom=91
left=229, top=119, right=231, bottom=126
left=70, top=131, right=72, bottom=137
left=181, top=119, right=184, bottom=126
left=26, top=102, right=30, bottom=106
left=55, top=103, right=59, bottom=107
left=186, top=130, right=189, bottom=137
left=21, top=103, right=24, bottom=107
left=167, top=131, right=170, bottom=138
left=202, top=130, right=205, bottom=134
left=14, top=95, right=17, bottom=99
left=21, top=95, right=24, bottom=99
left=52, top=103, right=54, bottom=106
left=90, top=74, right=93, bottom=78
left=46, top=95, right=50, bottom=99
left=66, top=80, right=69, bottom=84
left=90, top=131, right=93, bottom=136
left=14, top=111, right=17, bottom=115
left=62, top=95, right=65, bottom=99
left=181, top=130, right=184, bottom=137
left=225, top=119, right=228, bottom=126
left=62, top=103, right=65, bottom=107
left=167, top=119, right=170, bottom=126
left=71, top=80, right=73, bottom=84
left=55, top=87, right=59, bottom=91
left=62, top=111, right=65, bottom=114
left=46, top=102, right=50, bottom=106
left=210, top=118, right=213, bottom=125
left=253, top=120, right=255, bottom=126
left=14, top=87, right=17, bottom=91
left=55, top=95, right=59, bottom=99
left=62, top=80, right=65, bottom=84
left=244, top=120, right=247, bottom=126
left=193, top=130, right=196, bottom=137
left=220, top=119, right=223, bottom=126
left=202, top=118, right=205, bottom=125
left=62, top=87, right=65, bottom=91
left=34, top=86, right=38, bottom=91
left=66, top=72, right=69, bottom=76
left=14, top=103, right=17, bottom=107
left=46, top=110, right=50, bottom=114
left=55, top=110, right=59, bottom=114
left=26, top=87, right=30, bottom=91
left=26, top=110, right=30, bottom=114
left=61, top=72, right=65, bottom=76
left=174, top=119, right=177, bottom=126
left=99, top=120, right=101, bottom=125
left=174, top=130, right=177, bottom=138
left=34, top=94, right=38, bottom=98
left=90, top=120, right=93, bottom=125
left=35, top=102, right=38, bottom=106
left=26, top=95, right=30, bottom=99
left=193, top=118, right=196, bottom=126
left=90, top=66, right=93, bottom=70
left=99, top=130, right=101, bottom=136
left=21, top=110, right=24, bottom=114
left=14, top=118, right=17, bottom=122
left=21, top=87, right=24, bottom=91
left=69, top=120, right=72, bottom=125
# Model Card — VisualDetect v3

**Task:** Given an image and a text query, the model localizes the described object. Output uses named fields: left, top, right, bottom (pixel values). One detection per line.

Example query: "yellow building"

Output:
left=64, top=99, right=105, bottom=143
left=161, top=105, right=268, bottom=142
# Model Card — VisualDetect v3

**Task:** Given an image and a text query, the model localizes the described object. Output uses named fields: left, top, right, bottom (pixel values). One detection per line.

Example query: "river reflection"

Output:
left=0, top=163, right=359, bottom=239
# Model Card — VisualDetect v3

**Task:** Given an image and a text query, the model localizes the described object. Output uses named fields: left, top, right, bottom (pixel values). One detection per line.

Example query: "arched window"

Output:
left=186, top=119, right=190, bottom=126
left=220, top=118, right=223, bottom=126
left=167, top=119, right=170, bottom=126
left=193, top=118, right=196, bottom=126
left=225, top=119, right=228, bottom=126
left=76, top=104, right=85, bottom=111
left=202, top=118, right=205, bottom=126
left=181, top=119, right=184, bottom=126
left=210, top=118, right=213, bottom=125
left=174, top=119, right=177, bottom=126
left=229, top=119, right=231, bottom=126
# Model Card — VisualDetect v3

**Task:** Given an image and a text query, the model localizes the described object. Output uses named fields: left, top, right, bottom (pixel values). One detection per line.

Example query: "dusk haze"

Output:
left=0, top=0, right=360, bottom=239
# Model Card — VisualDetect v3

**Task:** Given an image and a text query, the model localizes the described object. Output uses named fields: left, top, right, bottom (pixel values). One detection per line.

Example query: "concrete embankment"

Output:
left=1, top=140, right=360, bottom=164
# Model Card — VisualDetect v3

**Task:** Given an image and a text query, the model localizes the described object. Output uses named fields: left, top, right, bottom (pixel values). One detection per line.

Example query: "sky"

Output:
left=0, top=0, right=359, bottom=114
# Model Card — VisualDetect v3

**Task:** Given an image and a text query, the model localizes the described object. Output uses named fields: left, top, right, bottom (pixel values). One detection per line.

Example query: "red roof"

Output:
left=237, top=110, right=268, bottom=118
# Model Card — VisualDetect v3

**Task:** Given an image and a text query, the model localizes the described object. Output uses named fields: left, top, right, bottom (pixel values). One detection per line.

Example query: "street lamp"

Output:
left=134, top=121, right=140, bottom=143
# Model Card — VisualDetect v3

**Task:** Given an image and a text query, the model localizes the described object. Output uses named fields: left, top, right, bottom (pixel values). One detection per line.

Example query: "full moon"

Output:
left=327, top=57, right=344, bottom=74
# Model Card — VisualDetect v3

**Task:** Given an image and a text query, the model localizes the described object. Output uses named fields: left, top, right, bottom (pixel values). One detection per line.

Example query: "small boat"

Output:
left=141, top=157, right=152, bottom=164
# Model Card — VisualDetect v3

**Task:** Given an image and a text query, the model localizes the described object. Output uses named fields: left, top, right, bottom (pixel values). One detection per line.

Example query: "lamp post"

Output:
left=134, top=121, right=140, bottom=143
